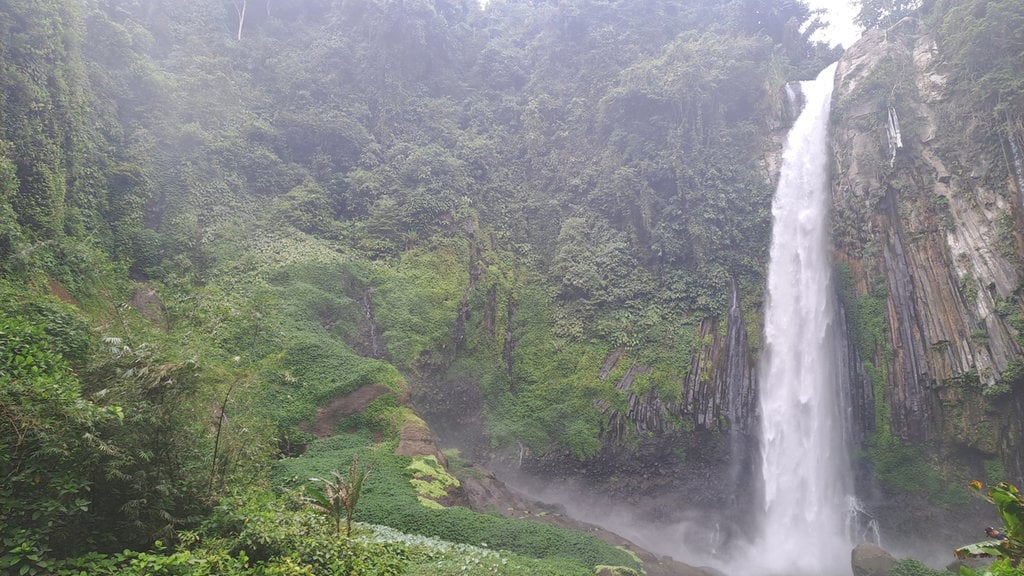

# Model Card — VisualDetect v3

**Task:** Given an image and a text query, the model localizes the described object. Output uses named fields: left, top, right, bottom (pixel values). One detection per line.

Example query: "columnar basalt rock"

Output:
left=831, top=19, right=1024, bottom=468
left=598, top=310, right=759, bottom=441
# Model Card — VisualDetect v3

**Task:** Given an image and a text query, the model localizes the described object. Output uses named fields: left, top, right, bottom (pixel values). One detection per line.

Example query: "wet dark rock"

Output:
left=782, top=81, right=805, bottom=127
left=834, top=20, right=1023, bottom=445
left=851, top=542, right=895, bottom=576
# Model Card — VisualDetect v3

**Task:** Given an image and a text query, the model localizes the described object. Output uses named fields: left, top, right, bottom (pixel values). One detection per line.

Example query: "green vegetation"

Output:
left=0, top=0, right=836, bottom=471
left=856, top=0, right=922, bottom=30
left=408, top=455, right=460, bottom=509
left=835, top=262, right=891, bottom=438
left=995, top=299, right=1024, bottom=347
left=305, top=457, right=369, bottom=537
left=987, top=459, right=1010, bottom=484
left=866, top=436, right=968, bottom=505
left=928, top=0, right=1024, bottom=118
left=5, top=0, right=1020, bottom=572
left=51, top=505, right=597, bottom=576
left=956, top=481, right=1024, bottom=572
left=0, top=312, right=116, bottom=574
left=270, top=433, right=639, bottom=571
left=922, top=0, right=1024, bottom=198
left=889, top=558, right=949, bottom=576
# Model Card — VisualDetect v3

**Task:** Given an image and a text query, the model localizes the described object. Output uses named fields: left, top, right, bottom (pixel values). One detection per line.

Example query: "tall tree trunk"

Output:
left=208, top=381, right=236, bottom=492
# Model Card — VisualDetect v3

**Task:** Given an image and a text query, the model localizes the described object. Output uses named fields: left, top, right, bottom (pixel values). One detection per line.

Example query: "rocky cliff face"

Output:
left=831, top=19, right=1024, bottom=483
left=599, top=289, right=758, bottom=440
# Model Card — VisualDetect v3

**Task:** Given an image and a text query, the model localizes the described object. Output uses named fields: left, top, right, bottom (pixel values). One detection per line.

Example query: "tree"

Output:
left=232, top=0, right=247, bottom=40
left=742, top=0, right=813, bottom=43
left=0, top=145, right=23, bottom=268
left=855, top=0, right=921, bottom=30
left=0, top=313, right=121, bottom=573
left=272, top=180, right=335, bottom=235
left=305, top=456, right=368, bottom=537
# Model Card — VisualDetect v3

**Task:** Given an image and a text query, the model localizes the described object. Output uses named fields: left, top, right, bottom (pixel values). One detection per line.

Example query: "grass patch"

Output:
left=270, top=434, right=640, bottom=571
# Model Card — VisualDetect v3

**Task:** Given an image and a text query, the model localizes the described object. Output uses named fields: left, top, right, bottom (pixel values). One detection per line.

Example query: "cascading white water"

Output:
left=753, top=62, right=854, bottom=576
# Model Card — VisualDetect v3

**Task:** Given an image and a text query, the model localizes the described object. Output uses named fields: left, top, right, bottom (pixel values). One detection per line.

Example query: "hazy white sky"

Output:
left=476, top=1, right=866, bottom=49
left=806, top=0, right=864, bottom=48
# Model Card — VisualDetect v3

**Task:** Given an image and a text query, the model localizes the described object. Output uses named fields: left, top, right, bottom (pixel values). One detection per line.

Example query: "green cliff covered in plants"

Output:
left=0, top=0, right=833, bottom=572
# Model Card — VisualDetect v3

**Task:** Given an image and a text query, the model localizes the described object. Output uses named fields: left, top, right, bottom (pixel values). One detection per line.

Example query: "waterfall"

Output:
left=752, top=62, right=855, bottom=576
left=1007, top=118, right=1024, bottom=205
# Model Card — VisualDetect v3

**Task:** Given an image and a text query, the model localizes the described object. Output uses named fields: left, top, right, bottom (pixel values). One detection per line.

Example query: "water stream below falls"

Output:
left=746, top=62, right=856, bottom=576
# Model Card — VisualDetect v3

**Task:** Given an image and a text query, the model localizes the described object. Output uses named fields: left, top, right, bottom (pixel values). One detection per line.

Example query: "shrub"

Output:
left=890, top=558, right=949, bottom=576
left=304, top=457, right=369, bottom=537
left=0, top=313, right=120, bottom=573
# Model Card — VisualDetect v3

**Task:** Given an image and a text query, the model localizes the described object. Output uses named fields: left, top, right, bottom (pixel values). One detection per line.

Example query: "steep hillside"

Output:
left=0, top=0, right=836, bottom=572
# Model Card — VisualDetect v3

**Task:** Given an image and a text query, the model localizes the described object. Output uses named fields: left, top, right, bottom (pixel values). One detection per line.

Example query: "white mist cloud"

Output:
left=806, top=0, right=864, bottom=48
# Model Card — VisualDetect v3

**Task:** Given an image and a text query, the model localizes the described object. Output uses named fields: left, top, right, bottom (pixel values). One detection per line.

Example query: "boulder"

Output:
left=851, top=543, right=896, bottom=576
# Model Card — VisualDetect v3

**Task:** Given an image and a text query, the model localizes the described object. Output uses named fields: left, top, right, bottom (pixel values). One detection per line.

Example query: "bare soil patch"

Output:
left=130, top=283, right=167, bottom=329
left=306, top=384, right=396, bottom=438
left=47, top=278, right=78, bottom=306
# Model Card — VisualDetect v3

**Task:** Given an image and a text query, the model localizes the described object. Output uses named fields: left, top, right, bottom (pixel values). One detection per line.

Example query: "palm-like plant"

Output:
left=305, top=456, right=368, bottom=537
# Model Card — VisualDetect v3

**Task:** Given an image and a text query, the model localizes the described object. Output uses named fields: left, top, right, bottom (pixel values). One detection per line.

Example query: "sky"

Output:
left=476, top=0, right=866, bottom=49
left=806, top=0, right=864, bottom=48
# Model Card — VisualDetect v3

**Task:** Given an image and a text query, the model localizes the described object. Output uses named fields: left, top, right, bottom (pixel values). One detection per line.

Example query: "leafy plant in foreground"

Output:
left=305, top=456, right=368, bottom=537
left=0, top=312, right=121, bottom=573
left=955, top=481, right=1024, bottom=567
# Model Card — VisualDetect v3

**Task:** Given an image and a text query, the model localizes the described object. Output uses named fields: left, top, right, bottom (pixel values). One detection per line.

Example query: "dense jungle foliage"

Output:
left=2, top=0, right=1020, bottom=573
